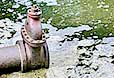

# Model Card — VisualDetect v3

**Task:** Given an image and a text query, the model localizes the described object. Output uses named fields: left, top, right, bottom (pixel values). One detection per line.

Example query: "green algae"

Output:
left=1, top=0, right=114, bottom=38
left=40, top=0, right=114, bottom=38
left=0, top=0, right=27, bottom=21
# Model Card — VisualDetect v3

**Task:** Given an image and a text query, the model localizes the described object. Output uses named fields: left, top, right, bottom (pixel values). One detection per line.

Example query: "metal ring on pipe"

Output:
left=21, top=27, right=46, bottom=47
left=17, top=44, right=24, bottom=71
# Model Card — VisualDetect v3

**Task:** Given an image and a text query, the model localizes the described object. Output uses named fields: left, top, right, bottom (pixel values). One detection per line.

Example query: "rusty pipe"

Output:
left=0, top=5, right=49, bottom=73
left=25, top=5, right=42, bottom=40
left=0, top=40, right=49, bottom=73
left=0, top=41, right=27, bottom=73
left=22, top=5, right=49, bottom=69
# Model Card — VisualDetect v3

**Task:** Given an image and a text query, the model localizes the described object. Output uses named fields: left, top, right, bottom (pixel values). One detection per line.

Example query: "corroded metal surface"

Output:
left=21, top=26, right=45, bottom=47
left=22, top=5, right=50, bottom=69
left=0, top=45, right=20, bottom=71
left=0, top=5, right=49, bottom=73
left=25, top=5, right=42, bottom=40
left=0, top=41, right=26, bottom=73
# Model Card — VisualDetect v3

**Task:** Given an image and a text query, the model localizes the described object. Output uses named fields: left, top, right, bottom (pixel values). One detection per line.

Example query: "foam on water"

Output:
left=14, top=0, right=57, bottom=6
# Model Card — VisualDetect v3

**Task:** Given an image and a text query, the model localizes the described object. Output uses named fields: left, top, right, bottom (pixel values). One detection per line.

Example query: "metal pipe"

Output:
left=0, top=45, right=21, bottom=72
left=0, top=41, right=27, bottom=73
left=21, top=5, right=49, bottom=70
left=25, top=5, right=42, bottom=40
left=0, top=5, right=49, bottom=73
left=23, top=5, right=49, bottom=70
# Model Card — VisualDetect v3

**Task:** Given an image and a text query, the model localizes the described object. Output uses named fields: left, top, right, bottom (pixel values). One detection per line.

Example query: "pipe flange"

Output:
left=28, top=5, right=42, bottom=19
left=16, top=40, right=27, bottom=72
left=21, top=27, right=46, bottom=47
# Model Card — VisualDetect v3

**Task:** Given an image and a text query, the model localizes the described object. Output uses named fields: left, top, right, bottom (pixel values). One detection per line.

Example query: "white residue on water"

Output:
left=14, top=0, right=57, bottom=7
left=97, top=1, right=109, bottom=10
left=34, top=0, right=58, bottom=6
left=77, top=39, right=95, bottom=47
left=43, top=24, right=92, bottom=38
left=0, top=18, right=24, bottom=45
left=102, top=37, right=114, bottom=46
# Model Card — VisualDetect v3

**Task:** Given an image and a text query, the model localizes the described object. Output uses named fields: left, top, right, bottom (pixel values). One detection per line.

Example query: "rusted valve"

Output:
left=0, top=5, right=49, bottom=74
